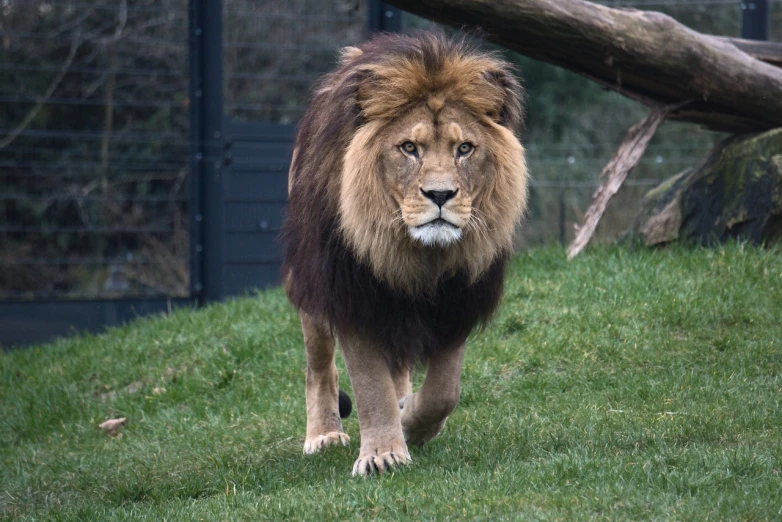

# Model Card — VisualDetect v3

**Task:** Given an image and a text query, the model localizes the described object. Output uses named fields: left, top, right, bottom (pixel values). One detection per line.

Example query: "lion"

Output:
left=280, top=30, right=528, bottom=476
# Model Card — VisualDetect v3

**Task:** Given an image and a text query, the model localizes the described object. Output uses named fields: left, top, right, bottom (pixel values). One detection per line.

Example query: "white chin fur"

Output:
left=408, top=222, right=462, bottom=247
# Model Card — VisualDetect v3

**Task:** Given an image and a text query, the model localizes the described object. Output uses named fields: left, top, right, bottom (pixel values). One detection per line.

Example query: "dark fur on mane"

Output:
left=280, top=31, right=515, bottom=367
left=283, top=208, right=507, bottom=367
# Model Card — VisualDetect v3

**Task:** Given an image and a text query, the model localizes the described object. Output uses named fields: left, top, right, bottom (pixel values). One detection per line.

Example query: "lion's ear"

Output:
left=354, top=67, right=386, bottom=121
left=484, top=67, right=524, bottom=131
left=339, top=46, right=364, bottom=67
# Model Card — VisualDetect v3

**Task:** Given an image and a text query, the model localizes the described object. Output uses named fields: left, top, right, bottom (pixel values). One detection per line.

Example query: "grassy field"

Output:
left=2, top=245, right=781, bottom=521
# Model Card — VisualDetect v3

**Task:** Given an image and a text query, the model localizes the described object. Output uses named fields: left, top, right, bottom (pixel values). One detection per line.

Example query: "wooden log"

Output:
left=385, top=0, right=782, bottom=133
left=567, top=106, right=669, bottom=259
left=719, top=38, right=782, bottom=68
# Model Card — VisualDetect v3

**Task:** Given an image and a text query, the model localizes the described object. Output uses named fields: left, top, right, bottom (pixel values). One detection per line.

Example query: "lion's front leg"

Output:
left=400, top=343, right=465, bottom=446
left=301, top=312, right=350, bottom=454
left=340, top=334, right=411, bottom=476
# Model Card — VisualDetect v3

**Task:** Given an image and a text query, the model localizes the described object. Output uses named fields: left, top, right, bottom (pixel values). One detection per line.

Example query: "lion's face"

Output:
left=378, top=103, right=491, bottom=248
left=339, top=96, right=526, bottom=294
left=318, top=34, right=528, bottom=294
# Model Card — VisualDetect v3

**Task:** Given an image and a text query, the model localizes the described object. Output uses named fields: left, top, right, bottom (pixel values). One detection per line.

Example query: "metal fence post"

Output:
left=741, top=1, right=769, bottom=40
left=189, top=0, right=224, bottom=304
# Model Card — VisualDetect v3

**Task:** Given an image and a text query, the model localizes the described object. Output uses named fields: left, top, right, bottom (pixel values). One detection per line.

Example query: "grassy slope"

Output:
left=1, top=245, right=781, bottom=521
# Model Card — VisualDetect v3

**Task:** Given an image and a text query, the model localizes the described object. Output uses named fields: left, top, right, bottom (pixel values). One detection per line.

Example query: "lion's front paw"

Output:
left=303, top=431, right=350, bottom=454
left=352, top=446, right=411, bottom=477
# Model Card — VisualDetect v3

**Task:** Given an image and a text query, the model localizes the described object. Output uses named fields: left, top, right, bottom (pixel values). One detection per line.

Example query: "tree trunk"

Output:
left=385, top=0, right=782, bottom=133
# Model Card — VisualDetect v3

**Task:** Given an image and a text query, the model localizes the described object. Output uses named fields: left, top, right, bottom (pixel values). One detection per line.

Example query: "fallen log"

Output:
left=385, top=0, right=782, bottom=133
left=720, top=37, right=782, bottom=68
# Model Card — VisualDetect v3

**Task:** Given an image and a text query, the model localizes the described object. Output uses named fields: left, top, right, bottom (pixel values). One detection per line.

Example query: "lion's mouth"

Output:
left=409, top=218, right=462, bottom=247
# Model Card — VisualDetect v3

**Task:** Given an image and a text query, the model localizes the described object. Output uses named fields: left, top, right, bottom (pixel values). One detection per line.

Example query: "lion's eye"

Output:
left=400, top=141, right=417, bottom=155
left=457, top=142, right=474, bottom=156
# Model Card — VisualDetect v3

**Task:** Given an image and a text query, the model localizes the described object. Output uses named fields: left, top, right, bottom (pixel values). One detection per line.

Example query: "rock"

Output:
left=630, top=128, right=782, bottom=246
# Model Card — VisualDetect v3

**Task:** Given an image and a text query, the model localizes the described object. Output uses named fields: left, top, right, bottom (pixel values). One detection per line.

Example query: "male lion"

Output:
left=280, top=31, right=528, bottom=476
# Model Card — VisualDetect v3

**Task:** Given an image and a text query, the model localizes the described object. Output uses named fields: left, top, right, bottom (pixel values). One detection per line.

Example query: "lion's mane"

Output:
left=281, top=31, right=528, bottom=366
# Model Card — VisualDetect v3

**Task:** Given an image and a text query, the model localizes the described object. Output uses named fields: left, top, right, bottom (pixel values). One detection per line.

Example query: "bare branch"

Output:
left=385, top=0, right=782, bottom=133
left=567, top=105, right=670, bottom=259
left=0, top=37, right=82, bottom=149
left=718, top=37, right=782, bottom=68
left=100, top=0, right=128, bottom=188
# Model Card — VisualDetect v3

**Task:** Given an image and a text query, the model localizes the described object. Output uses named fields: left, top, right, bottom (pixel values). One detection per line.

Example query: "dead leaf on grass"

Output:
left=99, top=417, right=126, bottom=437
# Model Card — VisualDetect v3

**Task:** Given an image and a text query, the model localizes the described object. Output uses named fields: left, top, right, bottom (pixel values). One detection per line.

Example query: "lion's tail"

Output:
left=338, top=389, right=352, bottom=419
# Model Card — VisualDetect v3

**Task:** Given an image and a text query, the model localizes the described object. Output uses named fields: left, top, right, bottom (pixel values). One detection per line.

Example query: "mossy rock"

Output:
left=629, top=128, right=782, bottom=246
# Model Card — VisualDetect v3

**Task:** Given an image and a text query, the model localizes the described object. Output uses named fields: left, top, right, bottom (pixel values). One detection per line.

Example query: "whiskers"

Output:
left=465, top=207, right=493, bottom=242
left=389, top=208, right=405, bottom=228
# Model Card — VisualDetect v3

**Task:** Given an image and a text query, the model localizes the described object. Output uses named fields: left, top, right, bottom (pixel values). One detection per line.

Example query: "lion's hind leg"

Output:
left=301, top=312, right=350, bottom=454
left=400, top=343, right=465, bottom=446
left=392, top=365, right=412, bottom=402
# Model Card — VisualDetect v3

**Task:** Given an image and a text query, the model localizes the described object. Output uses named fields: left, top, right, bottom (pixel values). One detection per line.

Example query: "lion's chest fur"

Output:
left=282, top=210, right=506, bottom=366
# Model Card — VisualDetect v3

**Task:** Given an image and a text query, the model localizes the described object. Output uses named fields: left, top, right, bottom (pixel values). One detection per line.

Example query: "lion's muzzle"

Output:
left=409, top=217, right=463, bottom=247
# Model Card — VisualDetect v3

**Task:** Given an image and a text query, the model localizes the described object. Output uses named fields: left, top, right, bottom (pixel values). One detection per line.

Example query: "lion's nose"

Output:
left=421, top=188, right=458, bottom=208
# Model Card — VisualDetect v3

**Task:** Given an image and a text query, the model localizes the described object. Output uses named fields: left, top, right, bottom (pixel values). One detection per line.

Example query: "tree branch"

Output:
left=719, top=37, right=782, bottom=68
left=385, top=0, right=782, bottom=133
left=0, top=37, right=81, bottom=149
left=100, top=0, right=128, bottom=189
left=567, top=105, right=670, bottom=259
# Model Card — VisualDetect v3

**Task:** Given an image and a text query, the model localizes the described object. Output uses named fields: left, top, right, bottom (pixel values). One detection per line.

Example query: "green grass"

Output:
left=2, top=244, right=781, bottom=521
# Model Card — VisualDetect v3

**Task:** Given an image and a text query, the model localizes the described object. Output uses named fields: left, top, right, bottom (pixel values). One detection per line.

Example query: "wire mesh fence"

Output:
left=1, top=0, right=779, bottom=302
left=224, top=1, right=368, bottom=124
left=521, top=0, right=781, bottom=246
left=221, top=0, right=782, bottom=248
left=406, top=0, right=782, bottom=246
left=0, top=0, right=190, bottom=300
